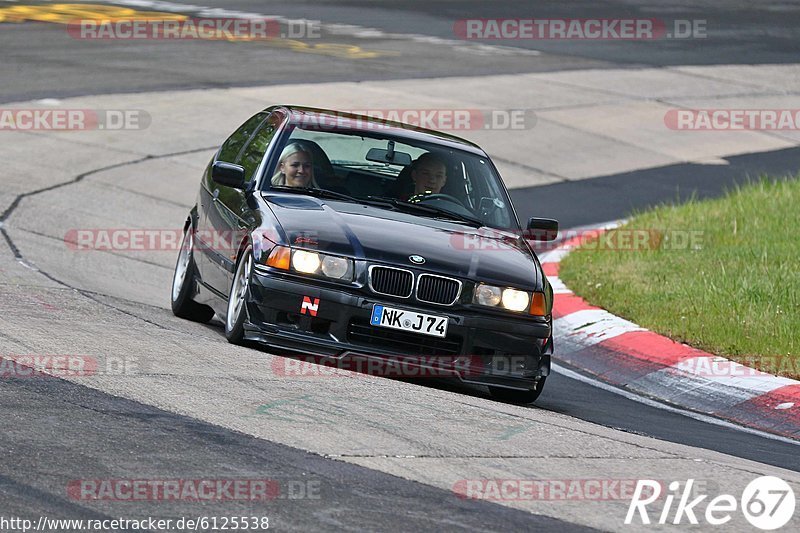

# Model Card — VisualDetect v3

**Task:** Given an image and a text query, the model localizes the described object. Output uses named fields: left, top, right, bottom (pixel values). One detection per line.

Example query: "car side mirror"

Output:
left=212, top=161, right=246, bottom=189
left=526, top=217, right=559, bottom=241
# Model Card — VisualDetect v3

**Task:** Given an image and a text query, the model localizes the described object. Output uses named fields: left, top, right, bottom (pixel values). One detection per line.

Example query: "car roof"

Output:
left=270, top=105, right=489, bottom=157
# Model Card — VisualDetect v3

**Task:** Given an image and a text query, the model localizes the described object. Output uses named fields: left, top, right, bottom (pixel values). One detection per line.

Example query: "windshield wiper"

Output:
left=408, top=203, right=485, bottom=227
left=366, top=196, right=484, bottom=227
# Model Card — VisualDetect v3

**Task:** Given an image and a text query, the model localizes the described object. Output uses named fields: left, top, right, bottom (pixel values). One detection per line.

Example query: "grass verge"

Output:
left=558, top=177, right=800, bottom=378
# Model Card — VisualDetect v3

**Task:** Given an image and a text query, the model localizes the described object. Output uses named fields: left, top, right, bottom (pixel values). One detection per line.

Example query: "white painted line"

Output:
left=633, top=370, right=766, bottom=407
left=547, top=276, right=572, bottom=295
left=552, top=362, right=800, bottom=447
left=538, top=247, right=571, bottom=263
left=554, top=308, right=646, bottom=346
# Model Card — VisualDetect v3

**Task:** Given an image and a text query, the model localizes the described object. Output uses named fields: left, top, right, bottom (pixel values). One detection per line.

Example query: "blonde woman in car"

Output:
left=271, top=143, right=319, bottom=188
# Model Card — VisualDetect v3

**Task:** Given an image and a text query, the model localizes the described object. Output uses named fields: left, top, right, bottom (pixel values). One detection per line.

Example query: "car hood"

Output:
left=263, top=195, right=543, bottom=290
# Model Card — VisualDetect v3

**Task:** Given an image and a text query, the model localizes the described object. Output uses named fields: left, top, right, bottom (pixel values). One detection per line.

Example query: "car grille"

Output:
left=416, top=274, right=461, bottom=306
left=369, top=266, right=413, bottom=298
left=347, top=319, right=463, bottom=356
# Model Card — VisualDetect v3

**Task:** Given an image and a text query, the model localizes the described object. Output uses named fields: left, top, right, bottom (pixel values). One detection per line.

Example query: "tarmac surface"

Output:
left=1, top=1, right=800, bottom=531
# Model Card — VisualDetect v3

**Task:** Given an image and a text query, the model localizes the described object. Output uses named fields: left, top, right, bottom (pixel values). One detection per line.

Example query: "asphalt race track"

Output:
left=2, top=1, right=800, bottom=531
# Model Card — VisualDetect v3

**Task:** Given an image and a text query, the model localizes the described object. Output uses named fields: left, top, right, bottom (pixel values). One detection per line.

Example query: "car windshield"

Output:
left=263, top=121, right=517, bottom=230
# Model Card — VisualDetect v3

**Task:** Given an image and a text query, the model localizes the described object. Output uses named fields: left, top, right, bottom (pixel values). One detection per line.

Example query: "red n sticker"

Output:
left=301, top=296, right=320, bottom=316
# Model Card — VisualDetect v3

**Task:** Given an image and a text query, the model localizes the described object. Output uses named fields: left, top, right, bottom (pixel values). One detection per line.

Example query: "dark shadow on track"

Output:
left=510, top=146, right=800, bottom=228
left=0, top=371, right=595, bottom=532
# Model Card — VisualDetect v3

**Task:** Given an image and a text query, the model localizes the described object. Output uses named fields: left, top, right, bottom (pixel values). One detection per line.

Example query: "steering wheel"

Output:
left=410, top=193, right=465, bottom=207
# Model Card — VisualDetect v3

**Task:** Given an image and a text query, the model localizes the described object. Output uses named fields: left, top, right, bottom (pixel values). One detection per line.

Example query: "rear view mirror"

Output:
left=212, top=161, right=246, bottom=189
left=366, top=147, right=412, bottom=167
left=526, top=217, right=559, bottom=241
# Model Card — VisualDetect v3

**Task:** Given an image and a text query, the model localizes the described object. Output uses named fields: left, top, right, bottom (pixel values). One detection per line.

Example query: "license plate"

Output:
left=370, top=304, right=448, bottom=338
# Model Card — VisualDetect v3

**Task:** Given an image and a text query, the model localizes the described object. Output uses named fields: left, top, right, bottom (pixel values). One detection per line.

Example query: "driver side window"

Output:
left=217, top=112, right=268, bottom=163
left=238, top=117, right=279, bottom=182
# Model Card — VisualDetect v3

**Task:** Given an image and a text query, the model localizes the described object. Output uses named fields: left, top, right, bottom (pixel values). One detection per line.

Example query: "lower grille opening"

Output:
left=277, top=311, right=299, bottom=326
left=310, top=319, right=331, bottom=335
left=347, top=318, right=462, bottom=356
left=275, top=312, right=329, bottom=335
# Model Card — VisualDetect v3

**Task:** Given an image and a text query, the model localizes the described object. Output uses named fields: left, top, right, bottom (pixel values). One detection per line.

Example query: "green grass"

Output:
left=559, top=177, right=800, bottom=378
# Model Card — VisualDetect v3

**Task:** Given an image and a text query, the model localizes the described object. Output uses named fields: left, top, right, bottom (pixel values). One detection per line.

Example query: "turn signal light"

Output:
left=529, top=292, right=547, bottom=316
left=266, top=246, right=291, bottom=270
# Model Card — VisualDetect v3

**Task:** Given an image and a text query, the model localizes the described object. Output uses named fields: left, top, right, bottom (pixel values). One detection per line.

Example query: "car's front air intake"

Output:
left=416, top=274, right=461, bottom=306
left=369, top=266, right=413, bottom=298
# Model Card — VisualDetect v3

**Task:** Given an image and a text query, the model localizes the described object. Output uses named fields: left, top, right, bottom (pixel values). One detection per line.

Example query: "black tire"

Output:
left=171, top=225, right=215, bottom=323
left=225, top=245, right=253, bottom=344
left=489, top=377, right=546, bottom=404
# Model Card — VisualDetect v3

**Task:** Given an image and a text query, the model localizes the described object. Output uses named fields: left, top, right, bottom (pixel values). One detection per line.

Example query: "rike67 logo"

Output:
left=626, top=476, right=796, bottom=530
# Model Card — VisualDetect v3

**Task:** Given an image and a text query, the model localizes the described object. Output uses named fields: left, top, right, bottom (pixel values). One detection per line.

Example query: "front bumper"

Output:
left=244, top=270, right=552, bottom=391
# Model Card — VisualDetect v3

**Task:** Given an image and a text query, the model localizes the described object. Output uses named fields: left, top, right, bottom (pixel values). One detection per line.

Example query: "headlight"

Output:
left=321, top=255, right=350, bottom=279
left=264, top=246, right=353, bottom=281
left=474, top=284, right=502, bottom=306
left=292, top=250, right=321, bottom=273
left=474, top=283, right=545, bottom=314
left=501, top=288, right=530, bottom=312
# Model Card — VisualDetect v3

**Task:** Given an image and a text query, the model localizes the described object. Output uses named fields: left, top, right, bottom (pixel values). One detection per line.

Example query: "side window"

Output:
left=238, top=116, right=279, bottom=182
left=217, top=112, right=268, bottom=163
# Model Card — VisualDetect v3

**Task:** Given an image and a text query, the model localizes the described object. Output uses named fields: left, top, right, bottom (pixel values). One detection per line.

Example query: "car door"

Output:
left=203, top=112, right=279, bottom=295
left=195, top=111, right=268, bottom=293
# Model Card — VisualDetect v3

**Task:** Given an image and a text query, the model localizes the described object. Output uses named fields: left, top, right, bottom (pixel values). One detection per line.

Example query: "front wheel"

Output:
left=225, top=245, right=253, bottom=344
left=489, top=377, right=546, bottom=404
left=171, top=225, right=215, bottom=323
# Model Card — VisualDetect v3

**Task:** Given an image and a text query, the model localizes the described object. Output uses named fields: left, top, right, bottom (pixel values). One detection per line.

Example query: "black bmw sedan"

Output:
left=171, top=106, right=558, bottom=403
